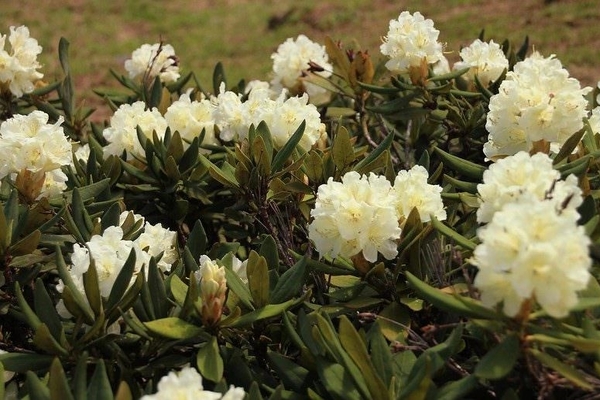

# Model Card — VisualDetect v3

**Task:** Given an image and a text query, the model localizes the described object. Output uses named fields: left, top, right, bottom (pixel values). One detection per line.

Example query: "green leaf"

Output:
left=259, top=235, right=279, bottom=272
left=436, top=375, right=479, bottom=400
left=83, top=258, right=103, bottom=317
left=229, top=297, right=298, bottom=328
left=553, top=127, right=586, bottom=165
left=0, top=353, right=53, bottom=373
left=338, top=316, right=388, bottom=400
left=196, top=336, right=224, bottom=382
left=474, top=333, right=520, bottom=380
left=33, top=323, right=69, bottom=357
left=272, top=121, right=306, bottom=173
left=316, top=360, right=362, bottom=400
left=212, top=62, right=226, bottom=95
left=87, top=360, right=113, bottom=400
left=529, top=349, right=592, bottom=390
left=434, top=147, right=486, bottom=180
left=268, top=351, right=311, bottom=392
left=49, top=358, right=75, bottom=400
left=430, top=217, right=477, bottom=251
left=270, top=257, right=307, bottom=304
left=332, top=126, right=355, bottom=172
left=26, top=371, right=51, bottom=400
left=406, top=272, right=502, bottom=320
left=247, top=251, right=270, bottom=308
left=354, top=129, right=395, bottom=172
left=147, top=258, right=168, bottom=319
left=106, top=248, right=137, bottom=311
left=223, top=265, right=254, bottom=310
left=144, top=317, right=205, bottom=339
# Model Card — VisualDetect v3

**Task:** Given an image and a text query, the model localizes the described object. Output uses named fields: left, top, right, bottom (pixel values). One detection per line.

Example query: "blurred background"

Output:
left=2, top=0, right=599, bottom=118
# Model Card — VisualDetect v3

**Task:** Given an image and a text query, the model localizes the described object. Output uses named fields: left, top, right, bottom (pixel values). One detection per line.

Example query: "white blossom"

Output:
left=56, top=226, right=150, bottom=318
left=380, top=11, right=444, bottom=73
left=484, top=52, right=591, bottom=159
left=165, top=92, right=218, bottom=150
left=453, top=39, right=508, bottom=85
left=0, top=111, right=71, bottom=178
left=392, top=165, right=446, bottom=223
left=271, top=34, right=332, bottom=101
left=124, top=43, right=179, bottom=84
left=309, top=171, right=401, bottom=263
left=471, top=196, right=591, bottom=318
left=477, top=151, right=582, bottom=224
left=102, top=101, right=168, bottom=160
left=0, top=26, right=43, bottom=97
left=212, top=85, right=248, bottom=142
left=140, top=366, right=245, bottom=400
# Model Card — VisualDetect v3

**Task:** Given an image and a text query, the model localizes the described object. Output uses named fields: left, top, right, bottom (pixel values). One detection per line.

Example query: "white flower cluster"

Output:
left=477, top=151, right=582, bottom=224
left=484, top=52, right=591, bottom=159
left=164, top=92, right=219, bottom=150
left=0, top=26, right=43, bottom=97
left=140, top=366, right=245, bottom=400
left=56, top=212, right=177, bottom=317
left=471, top=197, right=591, bottom=318
left=212, top=84, right=325, bottom=151
left=380, top=11, right=444, bottom=73
left=309, top=166, right=445, bottom=263
left=472, top=151, right=590, bottom=318
left=453, top=39, right=508, bottom=85
left=124, top=42, right=180, bottom=84
left=0, top=111, right=71, bottom=198
left=271, top=34, right=332, bottom=102
left=102, top=101, right=168, bottom=160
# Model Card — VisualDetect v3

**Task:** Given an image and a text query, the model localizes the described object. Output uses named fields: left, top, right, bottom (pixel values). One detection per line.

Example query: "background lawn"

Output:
left=2, top=0, right=599, bottom=119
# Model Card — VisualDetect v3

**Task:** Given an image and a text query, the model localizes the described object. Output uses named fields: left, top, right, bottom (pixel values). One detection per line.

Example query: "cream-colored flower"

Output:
left=309, top=171, right=401, bottom=263
left=271, top=34, right=332, bottom=101
left=212, top=85, right=248, bottom=142
left=136, top=221, right=178, bottom=273
left=380, top=11, right=444, bottom=73
left=165, top=92, right=218, bottom=150
left=195, top=255, right=228, bottom=326
left=471, top=195, right=591, bottom=318
left=103, top=101, right=168, bottom=160
left=0, top=111, right=71, bottom=196
left=262, top=93, right=325, bottom=151
left=477, top=151, right=582, bottom=224
left=484, top=52, right=591, bottom=159
left=0, top=26, right=43, bottom=97
left=124, top=43, right=179, bottom=84
left=141, top=366, right=245, bottom=400
left=392, top=165, right=446, bottom=223
left=56, top=226, right=150, bottom=318
left=453, top=39, right=508, bottom=85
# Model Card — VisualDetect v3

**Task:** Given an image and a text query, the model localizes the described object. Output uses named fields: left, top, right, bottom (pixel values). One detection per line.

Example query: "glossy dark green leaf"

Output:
left=272, top=121, right=306, bottom=173
left=33, top=279, right=63, bottom=343
left=434, top=147, right=486, bottom=180
left=268, top=351, right=311, bottom=392
left=26, top=371, right=51, bottom=400
left=87, top=360, right=113, bottom=400
left=271, top=256, right=307, bottom=304
left=49, top=358, right=75, bottom=400
left=106, top=248, right=137, bottom=311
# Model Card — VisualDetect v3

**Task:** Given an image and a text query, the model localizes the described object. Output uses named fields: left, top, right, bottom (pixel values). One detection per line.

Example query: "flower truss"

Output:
left=453, top=39, right=508, bottom=85
left=0, top=25, right=43, bottom=97
left=124, top=42, right=180, bottom=84
left=380, top=11, right=444, bottom=74
left=476, top=151, right=582, bottom=224
left=270, top=34, right=333, bottom=101
left=140, top=366, right=245, bottom=400
left=484, top=52, right=591, bottom=159
left=471, top=195, right=591, bottom=318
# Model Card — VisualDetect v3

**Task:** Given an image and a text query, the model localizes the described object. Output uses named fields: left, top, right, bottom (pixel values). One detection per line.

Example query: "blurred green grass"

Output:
left=2, top=0, right=599, bottom=115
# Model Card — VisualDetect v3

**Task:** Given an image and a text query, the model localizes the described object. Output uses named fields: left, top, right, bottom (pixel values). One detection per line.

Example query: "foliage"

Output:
left=2, top=11, right=600, bottom=400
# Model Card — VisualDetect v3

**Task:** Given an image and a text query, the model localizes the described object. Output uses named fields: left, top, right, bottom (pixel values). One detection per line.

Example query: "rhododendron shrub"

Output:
left=2, top=10, right=600, bottom=400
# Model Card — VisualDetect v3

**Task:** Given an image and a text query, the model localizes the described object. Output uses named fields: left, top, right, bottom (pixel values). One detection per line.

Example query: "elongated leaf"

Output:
left=106, top=248, right=137, bottom=311
left=272, top=121, right=306, bottom=172
left=430, top=217, right=476, bottom=251
left=230, top=298, right=298, bottom=328
left=406, top=272, right=502, bottom=320
left=26, top=371, right=50, bottom=400
left=144, top=317, right=205, bottom=339
left=332, top=126, right=354, bottom=172
left=87, top=360, right=113, bottom=400
left=316, top=360, right=362, bottom=400
left=529, top=349, right=592, bottom=390
left=49, top=358, right=75, bottom=400
left=247, top=251, right=269, bottom=308
left=268, top=351, right=311, bottom=392
left=196, top=336, right=223, bottom=382
left=355, top=129, right=394, bottom=171
left=474, top=333, right=520, bottom=380
left=0, top=353, right=53, bottom=373
left=339, top=316, right=388, bottom=400
left=436, top=375, right=479, bottom=400
left=434, top=147, right=486, bottom=180
left=271, top=257, right=308, bottom=304
left=147, top=258, right=168, bottom=319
